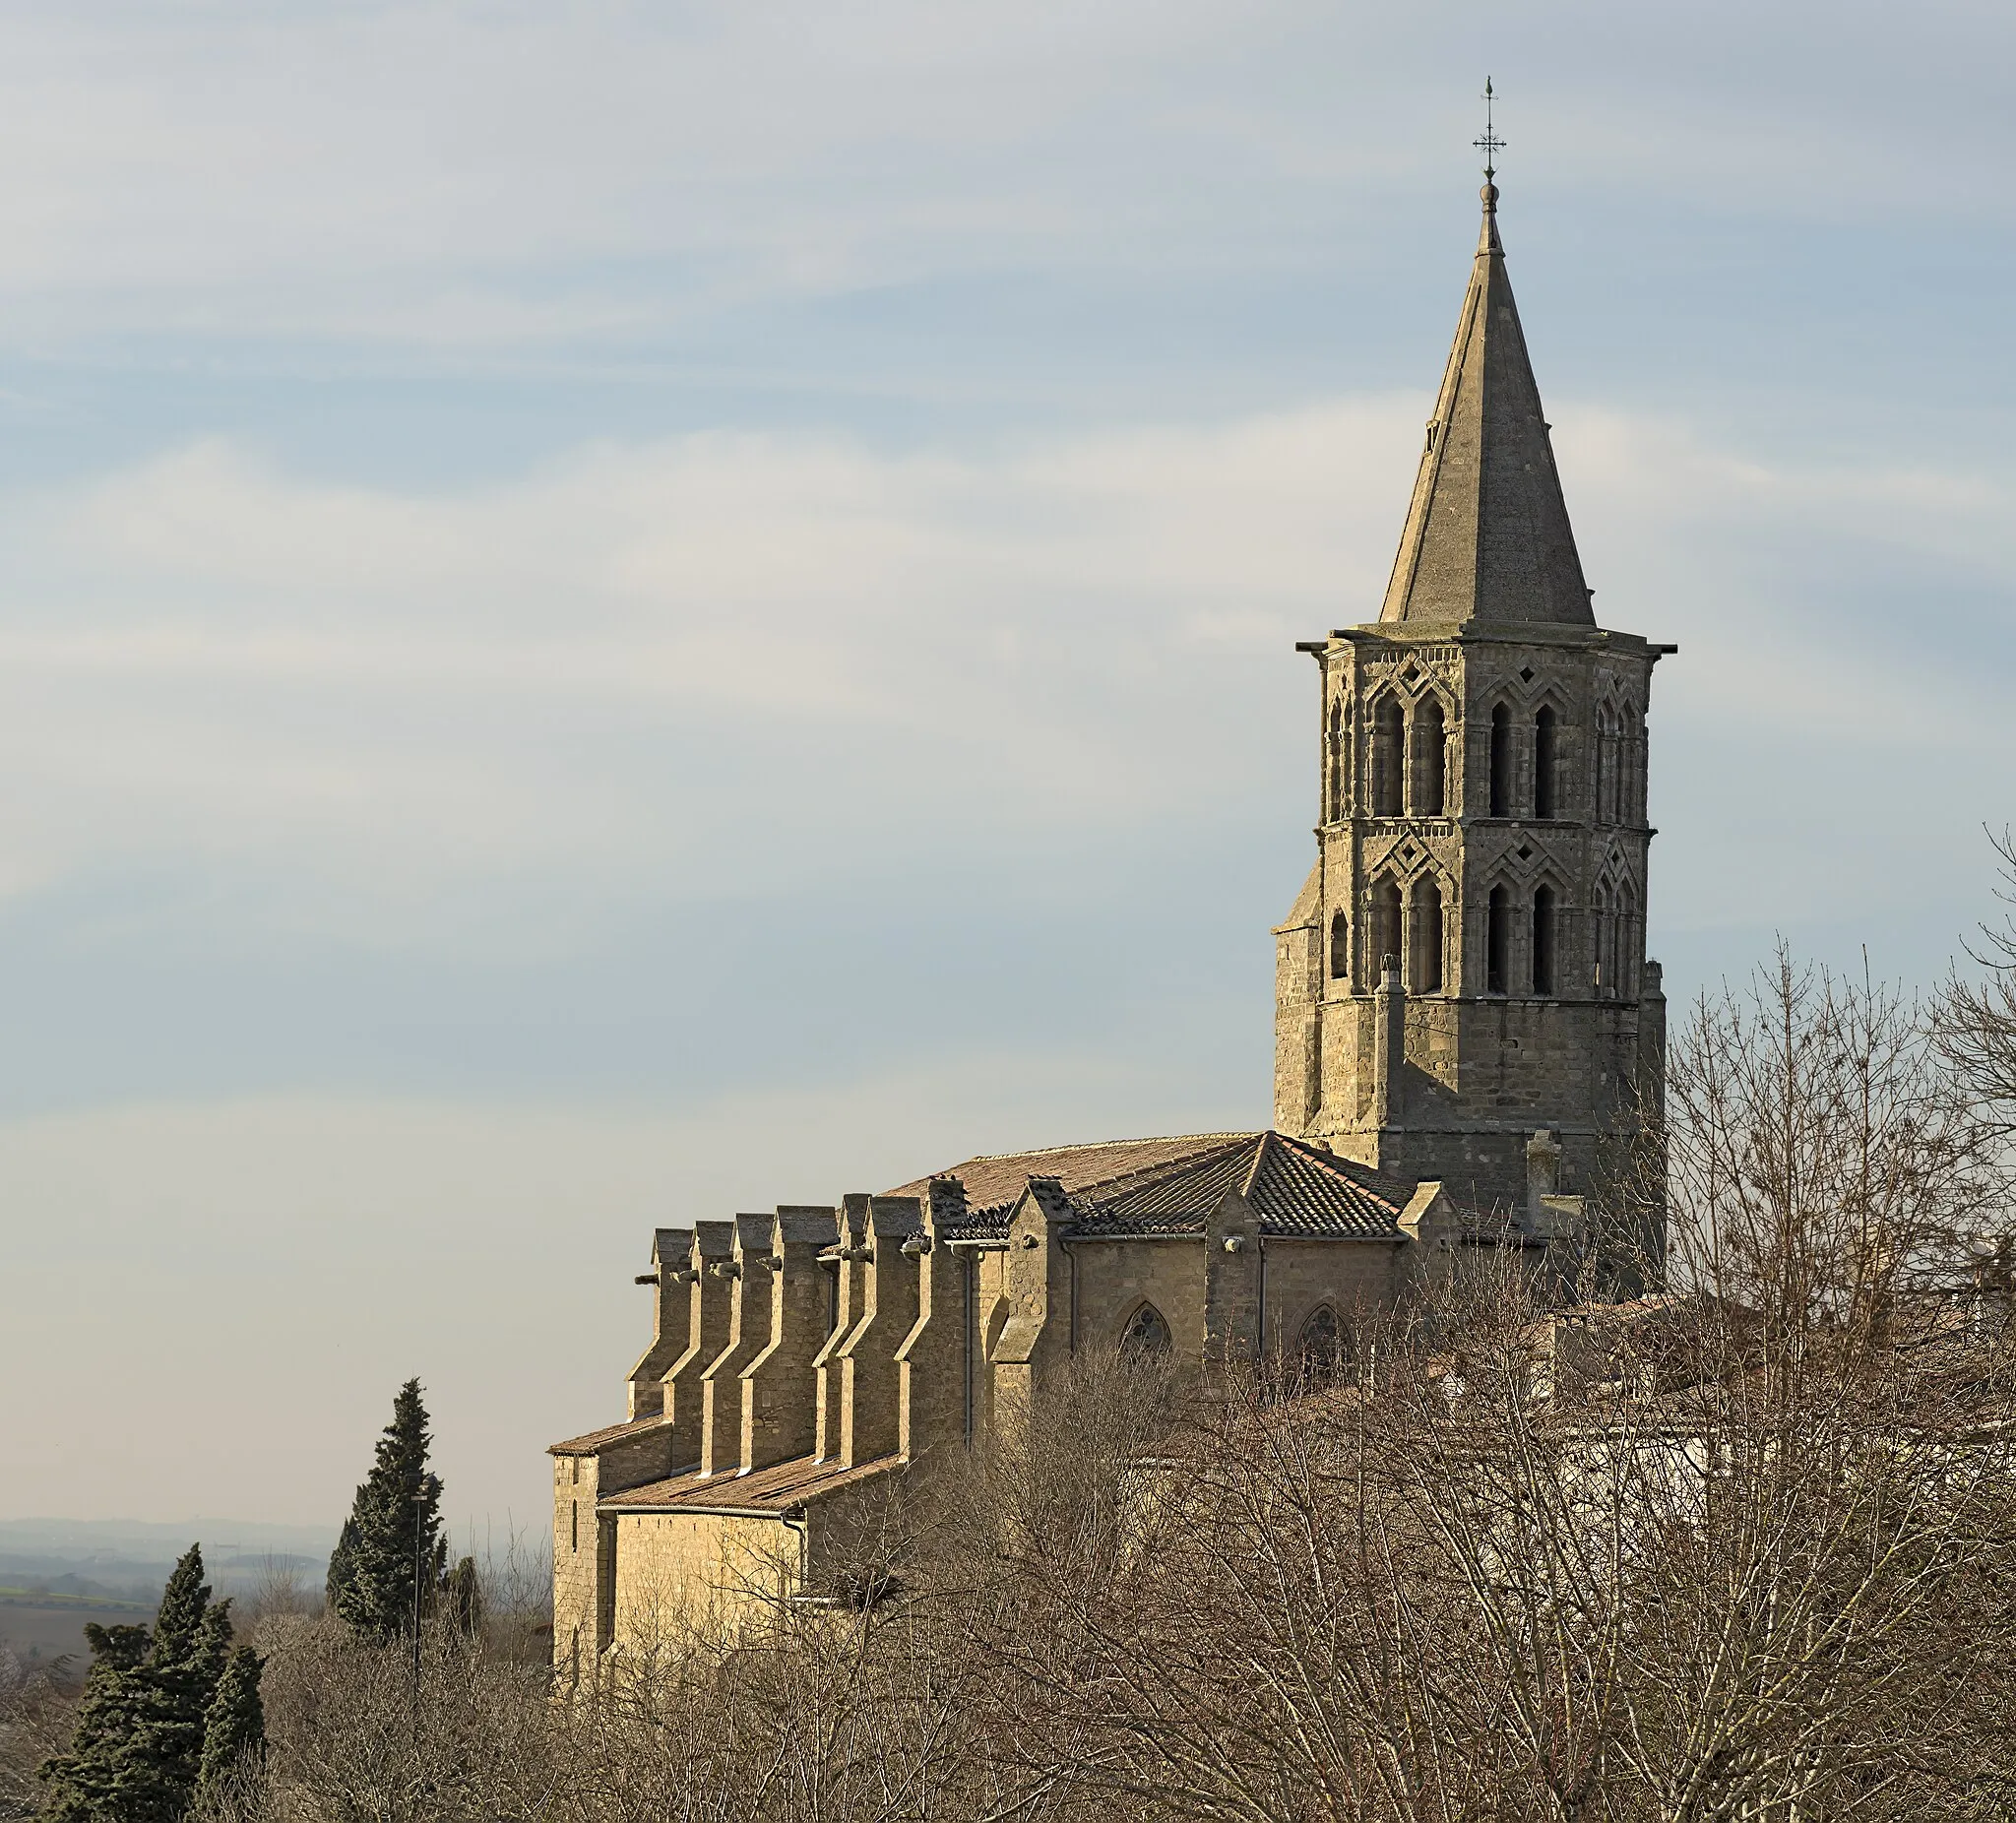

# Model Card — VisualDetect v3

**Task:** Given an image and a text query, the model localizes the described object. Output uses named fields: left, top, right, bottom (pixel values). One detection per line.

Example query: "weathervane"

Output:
left=1474, top=76, right=1504, bottom=180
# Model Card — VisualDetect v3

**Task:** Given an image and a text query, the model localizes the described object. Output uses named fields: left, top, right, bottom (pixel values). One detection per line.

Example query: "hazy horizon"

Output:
left=2, top=1, right=2012, bottom=1538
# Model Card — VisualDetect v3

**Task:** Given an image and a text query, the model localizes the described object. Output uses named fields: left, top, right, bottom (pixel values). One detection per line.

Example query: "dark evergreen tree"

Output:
left=37, top=1545, right=237, bottom=1823
left=327, top=1378, right=446, bottom=1641
left=323, top=1514, right=359, bottom=1614
left=443, top=1555, right=483, bottom=1640
left=195, top=1649, right=265, bottom=1805
left=37, top=1624, right=153, bottom=1822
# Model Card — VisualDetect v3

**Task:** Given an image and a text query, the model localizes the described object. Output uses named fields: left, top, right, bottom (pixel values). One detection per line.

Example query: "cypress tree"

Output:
left=327, top=1379, right=446, bottom=1641
left=37, top=1545, right=237, bottom=1823
left=195, top=1649, right=265, bottom=1805
left=443, top=1555, right=483, bottom=1641
left=123, top=1547, right=224, bottom=1823
left=37, top=1623, right=153, bottom=1822
left=323, top=1514, right=359, bottom=1614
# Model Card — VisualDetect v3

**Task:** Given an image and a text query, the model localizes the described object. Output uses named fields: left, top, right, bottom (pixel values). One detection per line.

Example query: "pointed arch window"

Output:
left=1594, top=703, right=1616, bottom=824
left=1329, top=910, right=1351, bottom=980
left=1487, top=885, right=1511, bottom=995
left=1409, top=877, right=1444, bottom=994
left=1121, top=1302, right=1171, bottom=1356
left=1622, top=704, right=1644, bottom=824
left=1534, top=706, right=1558, bottom=819
left=1370, top=877, right=1404, bottom=981
left=1370, top=692, right=1406, bottom=817
left=1489, top=703, right=1512, bottom=817
left=1411, top=697, right=1447, bottom=817
left=1296, top=1305, right=1346, bottom=1383
left=1532, top=884, right=1557, bottom=997
left=1327, top=698, right=1345, bottom=823
left=1594, top=880, right=1614, bottom=998
left=1618, top=880, right=1641, bottom=999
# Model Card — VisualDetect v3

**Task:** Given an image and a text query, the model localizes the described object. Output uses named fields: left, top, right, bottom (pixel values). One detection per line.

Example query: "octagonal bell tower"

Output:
left=1273, top=177, right=1671, bottom=1219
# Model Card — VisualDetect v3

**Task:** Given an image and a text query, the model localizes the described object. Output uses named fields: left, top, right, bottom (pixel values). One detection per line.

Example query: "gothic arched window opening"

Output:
left=1371, top=878, right=1404, bottom=980
left=1618, top=880, right=1640, bottom=999
left=1326, top=698, right=1344, bottom=823
left=1532, top=884, right=1557, bottom=996
left=1594, top=703, right=1616, bottom=824
left=1622, top=704, right=1644, bottom=824
left=1296, top=1304, right=1347, bottom=1384
left=1487, top=885, right=1511, bottom=995
left=1594, top=881, right=1614, bottom=998
left=1409, top=877, right=1444, bottom=994
left=1121, top=1303, right=1171, bottom=1356
left=1489, top=703, right=1512, bottom=817
left=1411, top=697, right=1447, bottom=817
left=1370, top=692, right=1406, bottom=817
left=1329, top=911, right=1350, bottom=980
left=1534, top=706, right=1558, bottom=819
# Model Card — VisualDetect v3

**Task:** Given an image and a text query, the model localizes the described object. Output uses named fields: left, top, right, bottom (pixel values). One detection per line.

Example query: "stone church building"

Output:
left=550, top=177, right=1672, bottom=1658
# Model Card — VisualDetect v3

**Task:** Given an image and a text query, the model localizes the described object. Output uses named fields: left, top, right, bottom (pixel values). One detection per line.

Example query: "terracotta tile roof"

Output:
left=601, top=1454, right=900, bottom=1514
left=547, top=1416, right=670, bottom=1456
left=886, top=1133, right=1255, bottom=1220
left=894, top=1130, right=1425, bottom=1242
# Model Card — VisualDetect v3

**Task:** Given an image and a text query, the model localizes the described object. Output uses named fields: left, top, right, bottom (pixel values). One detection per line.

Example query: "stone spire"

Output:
left=1378, top=180, right=1594, bottom=626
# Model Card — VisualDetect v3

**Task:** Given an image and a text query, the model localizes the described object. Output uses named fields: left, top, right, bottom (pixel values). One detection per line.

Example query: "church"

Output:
left=549, top=173, right=1671, bottom=1660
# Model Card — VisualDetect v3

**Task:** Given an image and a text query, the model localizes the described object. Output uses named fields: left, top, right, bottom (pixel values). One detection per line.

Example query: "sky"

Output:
left=1, top=0, right=2013, bottom=1543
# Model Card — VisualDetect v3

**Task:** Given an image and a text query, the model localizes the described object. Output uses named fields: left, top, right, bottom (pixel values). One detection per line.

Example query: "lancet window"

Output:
left=1532, top=884, right=1557, bottom=996
left=1488, top=703, right=1512, bottom=817
left=1329, top=911, right=1350, bottom=981
left=1594, top=702, right=1617, bottom=824
left=1370, top=692, right=1406, bottom=817
left=1621, top=704, right=1644, bottom=824
left=1411, top=697, right=1447, bottom=817
left=1486, top=885, right=1511, bottom=995
left=1327, top=698, right=1345, bottom=822
left=1534, top=706, right=1558, bottom=819
left=1370, top=877, right=1404, bottom=979
left=1409, top=877, right=1444, bottom=994
left=1122, top=1303, right=1172, bottom=1356
left=1296, top=1305, right=1346, bottom=1384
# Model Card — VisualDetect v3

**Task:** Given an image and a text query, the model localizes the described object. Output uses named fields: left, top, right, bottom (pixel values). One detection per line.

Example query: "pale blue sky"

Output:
left=2, top=1, right=2012, bottom=1536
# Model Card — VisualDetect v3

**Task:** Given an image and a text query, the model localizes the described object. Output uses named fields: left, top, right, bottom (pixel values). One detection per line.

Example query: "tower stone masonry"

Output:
left=1272, top=176, right=1671, bottom=1216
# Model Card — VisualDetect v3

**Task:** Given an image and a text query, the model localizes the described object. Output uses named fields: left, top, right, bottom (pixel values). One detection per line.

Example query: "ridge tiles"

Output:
left=894, top=1131, right=1423, bottom=1241
left=1379, top=182, right=1594, bottom=629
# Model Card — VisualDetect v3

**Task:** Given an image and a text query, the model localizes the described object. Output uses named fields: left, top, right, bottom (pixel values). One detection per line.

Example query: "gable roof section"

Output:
left=892, top=1130, right=1421, bottom=1241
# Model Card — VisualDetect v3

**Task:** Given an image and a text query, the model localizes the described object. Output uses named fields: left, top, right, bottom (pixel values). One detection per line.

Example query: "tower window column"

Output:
left=1370, top=693, right=1406, bottom=817
left=1408, top=878, right=1444, bottom=994
left=1532, top=885, right=1557, bottom=996
left=1411, top=698, right=1447, bottom=817
left=1534, top=706, right=1558, bottom=819
left=1486, top=886, right=1510, bottom=995
left=1370, top=878, right=1403, bottom=979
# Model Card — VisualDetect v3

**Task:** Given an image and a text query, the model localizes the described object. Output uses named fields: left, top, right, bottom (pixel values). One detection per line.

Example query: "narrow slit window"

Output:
left=1412, top=697, right=1447, bottom=817
left=1489, top=703, right=1512, bottom=817
left=1329, top=910, right=1350, bottom=980
left=1371, top=878, right=1404, bottom=979
left=1327, top=699, right=1344, bottom=822
left=1409, top=878, right=1444, bottom=994
left=1534, top=706, right=1558, bottom=819
left=1532, top=885, right=1556, bottom=996
left=1487, top=886, right=1510, bottom=995
left=1371, top=693, right=1406, bottom=817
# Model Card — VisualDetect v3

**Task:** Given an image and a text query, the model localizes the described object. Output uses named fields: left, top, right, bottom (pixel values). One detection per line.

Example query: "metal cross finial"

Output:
left=1473, top=76, right=1504, bottom=179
